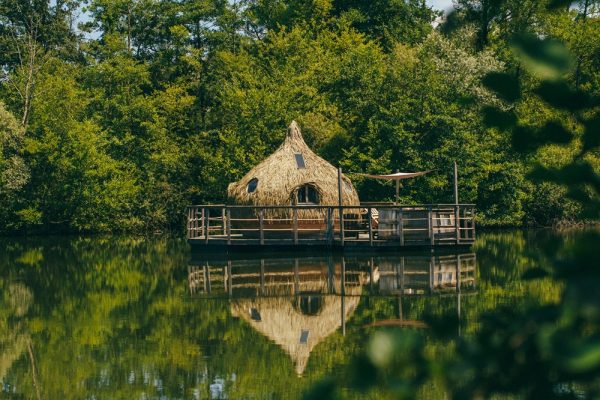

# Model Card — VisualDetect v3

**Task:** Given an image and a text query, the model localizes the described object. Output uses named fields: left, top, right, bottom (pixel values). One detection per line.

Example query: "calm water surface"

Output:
left=0, top=230, right=581, bottom=399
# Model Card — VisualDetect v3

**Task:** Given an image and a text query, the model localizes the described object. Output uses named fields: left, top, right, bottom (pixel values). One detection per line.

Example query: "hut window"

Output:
left=296, top=185, right=319, bottom=204
left=294, top=153, right=306, bottom=169
left=247, top=178, right=258, bottom=193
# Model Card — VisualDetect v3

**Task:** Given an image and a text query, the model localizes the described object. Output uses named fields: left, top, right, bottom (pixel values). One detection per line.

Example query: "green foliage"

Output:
left=0, top=0, right=598, bottom=232
left=0, top=102, right=29, bottom=229
left=304, top=1, right=600, bottom=398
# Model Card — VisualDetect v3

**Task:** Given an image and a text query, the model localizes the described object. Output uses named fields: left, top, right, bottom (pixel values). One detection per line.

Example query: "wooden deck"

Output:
left=187, top=204, right=476, bottom=251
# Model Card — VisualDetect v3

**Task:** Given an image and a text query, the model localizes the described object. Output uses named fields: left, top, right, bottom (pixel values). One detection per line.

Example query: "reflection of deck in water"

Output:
left=188, top=254, right=476, bottom=375
left=188, top=254, right=476, bottom=297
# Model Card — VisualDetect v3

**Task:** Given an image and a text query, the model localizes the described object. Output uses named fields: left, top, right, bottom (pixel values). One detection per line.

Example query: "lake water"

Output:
left=0, top=230, right=581, bottom=399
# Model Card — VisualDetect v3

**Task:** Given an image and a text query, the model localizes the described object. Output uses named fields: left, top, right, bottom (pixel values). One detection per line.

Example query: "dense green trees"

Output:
left=0, top=0, right=597, bottom=232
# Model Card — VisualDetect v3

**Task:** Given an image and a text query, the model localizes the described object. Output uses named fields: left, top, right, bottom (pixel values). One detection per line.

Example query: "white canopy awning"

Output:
left=355, top=170, right=433, bottom=181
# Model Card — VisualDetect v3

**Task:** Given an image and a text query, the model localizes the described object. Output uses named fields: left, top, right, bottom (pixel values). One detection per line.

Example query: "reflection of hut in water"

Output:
left=229, top=263, right=368, bottom=375
left=226, top=121, right=360, bottom=233
left=188, top=254, right=476, bottom=372
left=231, top=293, right=360, bottom=375
left=189, top=259, right=370, bottom=375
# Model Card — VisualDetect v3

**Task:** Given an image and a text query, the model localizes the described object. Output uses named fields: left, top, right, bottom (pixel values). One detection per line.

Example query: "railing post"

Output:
left=327, top=207, right=333, bottom=245
left=204, top=208, right=210, bottom=245
left=259, top=210, right=265, bottom=245
left=399, top=208, right=404, bottom=246
left=293, top=208, right=298, bottom=244
left=368, top=207, right=373, bottom=246
left=428, top=206, right=434, bottom=246
left=222, top=208, right=226, bottom=235
left=201, top=208, right=205, bottom=239
left=227, top=208, right=231, bottom=245
left=455, top=205, right=461, bottom=244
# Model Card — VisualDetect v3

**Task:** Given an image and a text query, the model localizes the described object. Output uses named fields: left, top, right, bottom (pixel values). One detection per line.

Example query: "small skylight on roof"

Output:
left=247, top=178, right=258, bottom=193
left=294, top=153, right=306, bottom=169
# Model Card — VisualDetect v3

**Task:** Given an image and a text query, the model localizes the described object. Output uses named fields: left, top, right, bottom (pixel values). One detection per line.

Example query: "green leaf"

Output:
left=546, top=0, right=573, bottom=10
left=483, top=107, right=517, bottom=131
left=522, top=268, right=550, bottom=280
left=512, top=126, right=539, bottom=152
left=537, top=121, right=574, bottom=144
left=583, top=115, right=600, bottom=151
left=564, top=340, right=600, bottom=373
left=511, top=34, right=573, bottom=79
left=534, top=81, right=590, bottom=111
left=482, top=72, right=521, bottom=103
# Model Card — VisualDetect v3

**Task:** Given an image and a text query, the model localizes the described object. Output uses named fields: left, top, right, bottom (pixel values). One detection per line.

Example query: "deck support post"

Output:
left=326, top=208, right=333, bottom=246
left=293, top=208, right=298, bottom=244
left=204, top=208, right=210, bottom=244
left=259, top=210, right=264, bottom=245
left=368, top=207, right=373, bottom=246
left=227, top=208, right=231, bottom=245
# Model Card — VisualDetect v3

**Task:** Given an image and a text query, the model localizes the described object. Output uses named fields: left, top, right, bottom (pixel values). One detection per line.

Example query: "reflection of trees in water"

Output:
left=0, top=283, right=32, bottom=385
left=0, top=233, right=570, bottom=399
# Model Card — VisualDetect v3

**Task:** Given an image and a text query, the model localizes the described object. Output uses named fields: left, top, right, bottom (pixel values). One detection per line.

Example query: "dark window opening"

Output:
left=296, top=185, right=319, bottom=204
left=295, top=153, right=306, bottom=169
left=247, top=178, right=258, bottom=193
left=250, top=308, right=261, bottom=321
left=295, top=292, right=323, bottom=316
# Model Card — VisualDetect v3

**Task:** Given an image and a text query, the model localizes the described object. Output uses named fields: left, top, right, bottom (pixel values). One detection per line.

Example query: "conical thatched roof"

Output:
left=227, top=121, right=360, bottom=207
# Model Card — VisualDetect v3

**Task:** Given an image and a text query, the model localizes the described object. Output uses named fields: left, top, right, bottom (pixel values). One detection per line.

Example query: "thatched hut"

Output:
left=227, top=121, right=360, bottom=220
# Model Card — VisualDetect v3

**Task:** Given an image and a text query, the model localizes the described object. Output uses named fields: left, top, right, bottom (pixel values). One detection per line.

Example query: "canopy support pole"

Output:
left=395, top=169, right=400, bottom=205
left=454, top=161, right=459, bottom=204
left=337, top=167, right=344, bottom=245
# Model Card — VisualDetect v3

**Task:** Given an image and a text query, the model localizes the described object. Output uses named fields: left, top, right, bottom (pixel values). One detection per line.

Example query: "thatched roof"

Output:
left=231, top=274, right=367, bottom=375
left=227, top=121, right=360, bottom=207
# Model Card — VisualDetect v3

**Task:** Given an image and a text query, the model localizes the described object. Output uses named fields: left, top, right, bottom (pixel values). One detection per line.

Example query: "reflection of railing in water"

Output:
left=188, top=254, right=476, bottom=297
left=186, top=204, right=476, bottom=248
left=188, top=254, right=476, bottom=375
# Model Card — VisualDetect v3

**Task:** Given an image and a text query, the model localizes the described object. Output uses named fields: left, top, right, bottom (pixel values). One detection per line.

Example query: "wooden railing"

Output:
left=186, top=204, right=476, bottom=247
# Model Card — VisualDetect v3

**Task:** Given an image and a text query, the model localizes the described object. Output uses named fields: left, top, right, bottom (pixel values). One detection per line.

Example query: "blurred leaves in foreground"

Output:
left=305, top=1, right=600, bottom=398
